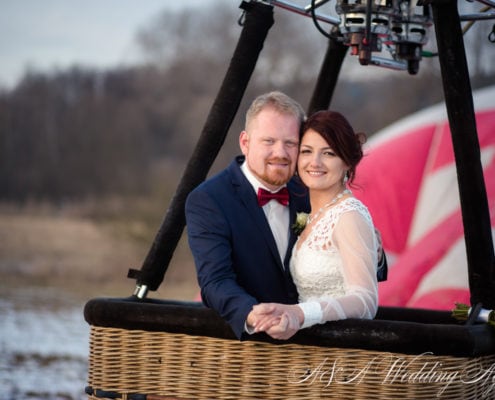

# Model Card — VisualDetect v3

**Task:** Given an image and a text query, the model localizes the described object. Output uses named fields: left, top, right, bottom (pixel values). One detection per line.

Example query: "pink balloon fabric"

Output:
left=354, top=86, right=495, bottom=310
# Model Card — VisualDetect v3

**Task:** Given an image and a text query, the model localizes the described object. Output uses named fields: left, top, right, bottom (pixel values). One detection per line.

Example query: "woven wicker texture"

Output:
left=87, top=326, right=495, bottom=400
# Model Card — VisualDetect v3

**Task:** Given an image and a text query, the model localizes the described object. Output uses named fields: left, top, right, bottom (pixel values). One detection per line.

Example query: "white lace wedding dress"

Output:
left=290, top=197, right=379, bottom=327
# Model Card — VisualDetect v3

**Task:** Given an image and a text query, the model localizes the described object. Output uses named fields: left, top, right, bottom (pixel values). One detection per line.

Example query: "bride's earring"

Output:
left=343, top=172, right=349, bottom=185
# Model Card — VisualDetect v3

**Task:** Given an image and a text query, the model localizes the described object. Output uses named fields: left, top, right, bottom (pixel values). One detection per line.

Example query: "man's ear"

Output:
left=239, top=130, right=249, bottom=154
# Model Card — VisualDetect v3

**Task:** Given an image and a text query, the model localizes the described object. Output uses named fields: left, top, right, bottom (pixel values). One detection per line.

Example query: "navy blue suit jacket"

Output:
left=185, top=156, right=310, bottom=339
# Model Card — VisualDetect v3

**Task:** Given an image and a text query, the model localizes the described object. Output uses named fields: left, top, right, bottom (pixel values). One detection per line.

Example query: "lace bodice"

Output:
left=290, top=197, right=379, bottom=325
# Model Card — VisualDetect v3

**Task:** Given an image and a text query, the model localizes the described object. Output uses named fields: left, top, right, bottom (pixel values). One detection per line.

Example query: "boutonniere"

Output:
left=292, top=212, right=309, bottom=235
left=452, top=303, right=495, bottom=327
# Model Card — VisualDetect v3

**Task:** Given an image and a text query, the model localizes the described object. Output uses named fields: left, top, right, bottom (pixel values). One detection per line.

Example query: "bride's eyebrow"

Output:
left=300, top=144, right=332, bottom=151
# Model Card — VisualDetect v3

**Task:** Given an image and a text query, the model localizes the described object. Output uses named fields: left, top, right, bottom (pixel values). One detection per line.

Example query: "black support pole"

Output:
left=307, top=34, right=348, bottom=115
left=128, top=1, right=275, bottom=297
left=431, top=0, right=495, bottom=308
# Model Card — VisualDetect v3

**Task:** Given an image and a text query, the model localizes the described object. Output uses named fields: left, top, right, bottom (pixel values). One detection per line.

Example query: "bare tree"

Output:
left=0, top=1, right=492, bottom=203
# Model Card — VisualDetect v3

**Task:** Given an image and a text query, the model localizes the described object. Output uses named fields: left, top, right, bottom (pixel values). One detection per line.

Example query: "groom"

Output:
left=185, top=91, right=307, bottom=340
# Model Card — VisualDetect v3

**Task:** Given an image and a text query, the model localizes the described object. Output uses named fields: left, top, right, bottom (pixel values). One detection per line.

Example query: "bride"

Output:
left=249, top=110, right=379, bottom=340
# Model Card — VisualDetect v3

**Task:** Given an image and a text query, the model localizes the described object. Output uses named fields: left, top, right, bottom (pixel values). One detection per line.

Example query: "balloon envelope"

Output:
left=354, top=85, right=495, bottom=310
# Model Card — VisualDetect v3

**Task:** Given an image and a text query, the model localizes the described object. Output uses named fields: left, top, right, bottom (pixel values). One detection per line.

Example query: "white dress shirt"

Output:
left=241, top=162, right=290, bottom=264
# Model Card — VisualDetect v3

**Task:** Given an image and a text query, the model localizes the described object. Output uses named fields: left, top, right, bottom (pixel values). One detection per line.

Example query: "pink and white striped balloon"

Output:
left=354, top=85, right=495, bottom=310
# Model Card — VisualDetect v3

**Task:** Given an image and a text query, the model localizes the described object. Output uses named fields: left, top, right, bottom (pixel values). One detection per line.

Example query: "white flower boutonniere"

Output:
left=292, top=212, right=309, bottom=235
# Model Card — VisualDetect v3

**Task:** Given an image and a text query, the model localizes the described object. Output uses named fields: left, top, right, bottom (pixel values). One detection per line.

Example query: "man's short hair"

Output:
left=245, top=91, right=306, bottom=130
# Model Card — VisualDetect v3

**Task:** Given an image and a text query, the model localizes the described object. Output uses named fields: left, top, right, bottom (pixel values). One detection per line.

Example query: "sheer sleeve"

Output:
left=297, top=209, right=379, bottom=327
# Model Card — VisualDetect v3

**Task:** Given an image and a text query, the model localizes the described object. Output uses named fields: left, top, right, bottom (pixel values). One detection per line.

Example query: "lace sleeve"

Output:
left=325, top=210, right=378, bottom=320
left=298, top=209, right=379, bottom=327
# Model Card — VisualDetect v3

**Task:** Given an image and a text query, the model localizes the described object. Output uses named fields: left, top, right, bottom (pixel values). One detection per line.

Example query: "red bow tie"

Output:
left=257, top=187, right=289, bottom=207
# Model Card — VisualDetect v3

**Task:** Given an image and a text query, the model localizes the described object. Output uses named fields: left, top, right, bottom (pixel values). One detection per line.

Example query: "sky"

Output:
left=1, top=1, right=491, bottom=91
left=0, top=0, right=218, bottom=89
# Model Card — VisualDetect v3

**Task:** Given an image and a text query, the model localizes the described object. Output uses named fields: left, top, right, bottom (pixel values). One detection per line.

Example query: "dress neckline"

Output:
left=295, top=196, right=354, bottom=252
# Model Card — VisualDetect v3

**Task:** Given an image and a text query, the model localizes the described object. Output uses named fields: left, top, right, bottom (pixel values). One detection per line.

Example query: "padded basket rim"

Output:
left=84, top=297, right=495, bottom=357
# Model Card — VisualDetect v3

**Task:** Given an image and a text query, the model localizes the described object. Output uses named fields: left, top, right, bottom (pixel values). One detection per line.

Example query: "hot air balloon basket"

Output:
left=84, top=298, right=495, bottom=400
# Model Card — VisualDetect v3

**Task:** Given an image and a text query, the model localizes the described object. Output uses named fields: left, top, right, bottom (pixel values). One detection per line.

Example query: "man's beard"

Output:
left=260, top=159, right=293, bottom=187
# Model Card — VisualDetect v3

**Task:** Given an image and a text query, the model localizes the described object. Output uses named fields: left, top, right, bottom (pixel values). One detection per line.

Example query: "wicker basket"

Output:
left=84, top=298, right=495, bottom=400
left=86, top=325, right=495, bottom=400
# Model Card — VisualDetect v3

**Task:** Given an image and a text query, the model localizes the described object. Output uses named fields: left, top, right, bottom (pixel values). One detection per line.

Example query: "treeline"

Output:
left=1, top=2, right=493, bottom=203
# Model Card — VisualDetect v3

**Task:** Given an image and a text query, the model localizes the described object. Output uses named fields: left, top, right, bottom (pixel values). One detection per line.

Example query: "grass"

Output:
left=0, top=196, right=200, bottom=303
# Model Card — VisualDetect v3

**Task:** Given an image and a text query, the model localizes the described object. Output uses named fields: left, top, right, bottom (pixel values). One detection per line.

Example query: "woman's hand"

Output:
left=247, top=303, right=282, bottom=332
left=249, top=303, right=303, bottom=340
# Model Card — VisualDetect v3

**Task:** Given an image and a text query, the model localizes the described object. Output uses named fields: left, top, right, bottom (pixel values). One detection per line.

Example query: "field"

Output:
left=0, top=200, right=200, bottom=302
left=0, top=198, right=201, bottom=399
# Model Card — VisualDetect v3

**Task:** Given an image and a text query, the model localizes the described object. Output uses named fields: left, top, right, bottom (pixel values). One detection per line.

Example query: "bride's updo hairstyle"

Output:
left=300, top=110, right=366, bottom=184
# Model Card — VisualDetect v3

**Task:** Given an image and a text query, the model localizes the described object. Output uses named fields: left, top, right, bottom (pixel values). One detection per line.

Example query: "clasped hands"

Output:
left=247, top=303, right=304, bottom=340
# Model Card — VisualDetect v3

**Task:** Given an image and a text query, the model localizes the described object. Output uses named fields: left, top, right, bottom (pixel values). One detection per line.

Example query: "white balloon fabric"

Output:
left=354, top=85, right=495, bottom=310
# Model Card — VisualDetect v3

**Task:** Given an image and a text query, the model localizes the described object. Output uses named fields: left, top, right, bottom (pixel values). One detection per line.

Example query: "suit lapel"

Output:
left=229, top=158, right=284, bottom=270
left=285, top=178, right=310, bottom=267
left=285, top=200, right=298, bottom=266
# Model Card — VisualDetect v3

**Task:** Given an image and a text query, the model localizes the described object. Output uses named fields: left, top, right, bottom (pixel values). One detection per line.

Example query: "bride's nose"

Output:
left=309, top=153, right=322, bottom=167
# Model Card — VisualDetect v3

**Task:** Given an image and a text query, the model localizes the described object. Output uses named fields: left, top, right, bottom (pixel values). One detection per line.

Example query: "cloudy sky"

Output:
left=0, top=0, right=221, bottom=89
